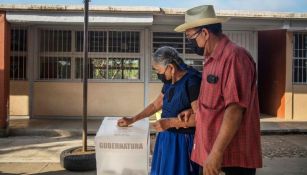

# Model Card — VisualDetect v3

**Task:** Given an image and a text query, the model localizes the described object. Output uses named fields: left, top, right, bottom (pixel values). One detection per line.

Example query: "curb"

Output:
left=261, top=129, right=307, bottom=135
left=8, top=127, right=307, bottom=137
left=150, top=129, right=307, bottom=135
left=8, top=128, right=98, bottom=137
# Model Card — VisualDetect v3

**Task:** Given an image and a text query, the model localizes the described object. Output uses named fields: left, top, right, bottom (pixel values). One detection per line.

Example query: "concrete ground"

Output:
left=1, top=158, right=307, bottom=175
left=1, top=117, right=307, bottom=175
left=1, top=134, right=307, bottom=174
left=0, top=163, right=96, bottom=175
left=7, top=116, right=307, bottom=136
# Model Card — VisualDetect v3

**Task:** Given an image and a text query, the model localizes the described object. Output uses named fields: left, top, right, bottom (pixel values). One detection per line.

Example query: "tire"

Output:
left=60, top=146, right=96, bottom=171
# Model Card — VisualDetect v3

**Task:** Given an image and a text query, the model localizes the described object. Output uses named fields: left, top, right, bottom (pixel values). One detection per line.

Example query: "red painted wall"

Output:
left=258, top=30, right=286, bottom=118
left=0, top=11, right=10, bottom=131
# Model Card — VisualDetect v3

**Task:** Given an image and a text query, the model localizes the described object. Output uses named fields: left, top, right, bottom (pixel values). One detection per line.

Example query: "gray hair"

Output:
left=152, top=46, right=184, bottom=68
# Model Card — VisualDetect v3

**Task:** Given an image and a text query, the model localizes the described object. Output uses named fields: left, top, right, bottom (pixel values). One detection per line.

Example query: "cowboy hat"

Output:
left=174, top=5, right=229, bottom=32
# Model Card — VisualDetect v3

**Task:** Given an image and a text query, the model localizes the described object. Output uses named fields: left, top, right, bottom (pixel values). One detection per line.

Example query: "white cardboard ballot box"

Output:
left=95, top=117, right=150, bottom=175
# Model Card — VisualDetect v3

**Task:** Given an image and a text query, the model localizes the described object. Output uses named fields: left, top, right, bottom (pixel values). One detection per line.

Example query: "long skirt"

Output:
left=151, top=131, right=200, bottom=175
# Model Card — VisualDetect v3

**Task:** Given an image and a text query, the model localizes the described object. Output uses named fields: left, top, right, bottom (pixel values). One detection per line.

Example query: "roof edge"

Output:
left=1, top=4, right=307, bottom=19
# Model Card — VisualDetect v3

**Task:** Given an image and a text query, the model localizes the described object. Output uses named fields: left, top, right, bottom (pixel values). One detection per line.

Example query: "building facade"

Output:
left=0, top=4, right=307, bottom=122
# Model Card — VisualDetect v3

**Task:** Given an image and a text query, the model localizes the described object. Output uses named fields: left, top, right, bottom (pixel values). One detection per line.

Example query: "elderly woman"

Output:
left=118, top=46, right=201, bottom=175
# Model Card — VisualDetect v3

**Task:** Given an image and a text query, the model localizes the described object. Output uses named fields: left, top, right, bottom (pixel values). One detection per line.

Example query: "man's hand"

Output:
left=203, top=151, right=223, bottom=175
left=153, top=119, right=171, bottom=132
left=178, top=108, right=193, bottom=123
left=117, top=117, right=135, bottom=127
left=203, top=103, right=244, bottom=175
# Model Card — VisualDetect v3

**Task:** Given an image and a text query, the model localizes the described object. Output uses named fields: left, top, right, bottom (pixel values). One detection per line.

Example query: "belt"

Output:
left=167, top=127, right=195, bottom=134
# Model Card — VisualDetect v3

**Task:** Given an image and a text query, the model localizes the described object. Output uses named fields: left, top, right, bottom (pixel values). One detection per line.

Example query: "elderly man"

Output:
left=175, top=5, right=262, bottom=175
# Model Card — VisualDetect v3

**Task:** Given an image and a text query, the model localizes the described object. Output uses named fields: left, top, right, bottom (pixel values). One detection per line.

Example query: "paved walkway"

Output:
left=1, top=158, right=307, bottom=175
left=1, top=117, right=307, bottom=175
left=6, top=116, right=307, bottom=137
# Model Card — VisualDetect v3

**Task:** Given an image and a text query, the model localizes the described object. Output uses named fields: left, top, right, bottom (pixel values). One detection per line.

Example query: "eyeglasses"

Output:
left=185, top=28, right=202, bottom=41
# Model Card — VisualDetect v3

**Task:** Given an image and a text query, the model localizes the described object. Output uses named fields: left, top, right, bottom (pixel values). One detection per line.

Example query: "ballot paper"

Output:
left=95, top=117, right=150, bottom=175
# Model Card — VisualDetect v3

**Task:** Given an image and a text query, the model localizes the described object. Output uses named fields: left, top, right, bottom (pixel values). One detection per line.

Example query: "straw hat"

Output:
left=174, top=5, right=229, bottom=32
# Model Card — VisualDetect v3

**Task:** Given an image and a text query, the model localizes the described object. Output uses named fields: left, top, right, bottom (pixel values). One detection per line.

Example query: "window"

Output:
left=153, top=32, right=184, bottom=53
left=76, top=58, right=107, bottom=79
left=109, top=31, right=140, bottom=53
left=39, top=57, right=71, bottom=80
left=40, top=30, right=71, bottom=52
left=39, top=29, right=141, bottom=81
left=75, top=31, right=107, bottom=52
left=76, top=57, right=140, bottom=80
left=10, top=56, right=27, bottom=80
left=108, top=58, right=140, bottom=80
left=293, top=33, right=307, bottom=84
left=39, top=30, right=142, bottom=81
left=39, top=29, right=72, bottom=80
left=10, top=28, right=27, bottom=80
left=75, top=30, right=141, bottom=80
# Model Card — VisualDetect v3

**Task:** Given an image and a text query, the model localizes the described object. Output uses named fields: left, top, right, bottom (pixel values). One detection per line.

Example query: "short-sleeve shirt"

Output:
left=161, top=66, right=201, bottom=119
left=191, top=35, right=262, bottom=168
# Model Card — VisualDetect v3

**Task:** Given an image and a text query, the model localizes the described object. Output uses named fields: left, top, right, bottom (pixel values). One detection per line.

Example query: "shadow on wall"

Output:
left=9, top=81, right=29, bottom=96
left=258, top=30, right=286, bottom=118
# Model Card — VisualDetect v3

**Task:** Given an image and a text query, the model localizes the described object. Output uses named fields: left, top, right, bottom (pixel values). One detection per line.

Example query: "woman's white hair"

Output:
left=152, top=46, right=184, bottom=68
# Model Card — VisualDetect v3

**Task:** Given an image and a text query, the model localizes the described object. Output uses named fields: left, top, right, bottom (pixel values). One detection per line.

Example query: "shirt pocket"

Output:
left=199, top=79, right=222, bottom=110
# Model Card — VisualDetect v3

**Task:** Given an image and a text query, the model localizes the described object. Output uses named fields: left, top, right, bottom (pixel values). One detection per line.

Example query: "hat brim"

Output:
left=174, top=17, right=229, bottom=32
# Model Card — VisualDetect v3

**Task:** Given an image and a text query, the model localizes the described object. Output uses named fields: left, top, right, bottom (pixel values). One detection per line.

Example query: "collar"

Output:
left=204, top=34, right=230, bottom=62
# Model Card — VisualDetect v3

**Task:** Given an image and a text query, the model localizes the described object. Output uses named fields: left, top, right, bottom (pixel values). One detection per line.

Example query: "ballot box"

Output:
left=95, top=117, right=150, bottom=175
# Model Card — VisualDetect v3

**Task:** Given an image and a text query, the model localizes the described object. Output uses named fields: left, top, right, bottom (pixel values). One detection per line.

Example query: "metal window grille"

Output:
left=40, top=30, right=71, bottom=52
left=39, top=29, right=72, bottom=80
left=74, top=30, right=141, bottom=80
left=39, top=57, right=71, bottom=79
left=153, top=32, right=184, bottom=53
left=293, top=33, right=307, bottom=84
left=76, top=57, right=140, bottom=80
left=76, top=31, right=107, bottom=52
left=108, top=58, right=140, bottom=80
left=109, top=31, right=140, bottom=53
left=76, top=57, right=107, bottom=79
left=10, top=27, right=27, bottom=80
left=37, top=29, right=142, bottom=81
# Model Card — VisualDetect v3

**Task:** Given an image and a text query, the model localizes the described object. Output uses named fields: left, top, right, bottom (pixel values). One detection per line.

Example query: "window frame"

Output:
left=10, top=26, right=29, bottom=81
left=35, top=26, right=145, bottom=83
left=293, top=32, right=307, bottom=85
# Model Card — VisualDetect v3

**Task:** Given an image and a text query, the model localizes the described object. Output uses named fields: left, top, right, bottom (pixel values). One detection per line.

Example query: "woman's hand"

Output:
left=153, top=119, right=171, bottom=132
left=177, top=108, right=193, bottom=124
left=117, top=117, right=135, bottom=127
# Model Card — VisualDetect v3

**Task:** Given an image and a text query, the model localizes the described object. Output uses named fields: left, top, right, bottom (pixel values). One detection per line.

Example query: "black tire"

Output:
left=60, top=146, right=96, bottom=171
